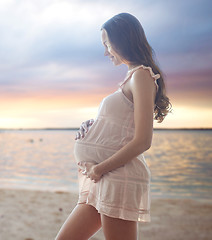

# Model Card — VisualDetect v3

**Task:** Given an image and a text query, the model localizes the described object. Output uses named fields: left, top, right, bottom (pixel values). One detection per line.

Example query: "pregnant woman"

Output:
left=56, top=13, right=172, bottom=240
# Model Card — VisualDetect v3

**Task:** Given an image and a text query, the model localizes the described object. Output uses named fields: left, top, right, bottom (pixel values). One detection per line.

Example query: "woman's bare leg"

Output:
left=101, top=214, right=137, bottom=240
left=55, top=203, right=101, bottom=240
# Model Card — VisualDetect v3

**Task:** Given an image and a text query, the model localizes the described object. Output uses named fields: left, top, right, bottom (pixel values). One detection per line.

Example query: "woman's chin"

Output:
left=113, top=62, right=122, bottom=66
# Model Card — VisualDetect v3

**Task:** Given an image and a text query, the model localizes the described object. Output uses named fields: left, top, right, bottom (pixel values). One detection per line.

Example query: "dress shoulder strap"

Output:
left=119, top=65, right=160, bottom=91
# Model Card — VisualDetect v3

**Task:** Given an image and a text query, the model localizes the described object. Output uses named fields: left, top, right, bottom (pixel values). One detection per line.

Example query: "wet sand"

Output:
left=0, top=189, right=211, bottom=240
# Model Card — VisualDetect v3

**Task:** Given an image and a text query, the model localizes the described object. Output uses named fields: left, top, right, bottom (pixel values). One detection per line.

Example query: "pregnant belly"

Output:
left=74, top=141, right=117, bottom=165
left=74, top=141, right=151, bottom=180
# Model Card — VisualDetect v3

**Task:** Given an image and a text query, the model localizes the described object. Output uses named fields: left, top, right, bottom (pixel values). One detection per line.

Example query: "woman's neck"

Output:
left=127, top=64, right=141, bottom=71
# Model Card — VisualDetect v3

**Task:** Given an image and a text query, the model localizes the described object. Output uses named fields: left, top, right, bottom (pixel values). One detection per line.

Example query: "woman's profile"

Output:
left=56, top=12, right=172, bottom=240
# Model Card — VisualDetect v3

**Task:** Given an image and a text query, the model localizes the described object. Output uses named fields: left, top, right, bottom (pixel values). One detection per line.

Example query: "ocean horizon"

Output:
left=1, top=128, right=212, bottom=131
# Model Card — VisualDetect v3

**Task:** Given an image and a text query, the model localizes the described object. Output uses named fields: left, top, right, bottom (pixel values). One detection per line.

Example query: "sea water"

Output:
left=0, top=129, right=211, bottom=200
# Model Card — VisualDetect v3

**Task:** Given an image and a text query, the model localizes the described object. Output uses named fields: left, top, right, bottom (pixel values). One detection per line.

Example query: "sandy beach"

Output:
left=0, top=189, right=211, bottom=240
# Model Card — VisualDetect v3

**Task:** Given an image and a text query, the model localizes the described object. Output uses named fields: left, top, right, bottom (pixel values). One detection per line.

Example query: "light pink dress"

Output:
left=74, top=65, right=160, bottom=222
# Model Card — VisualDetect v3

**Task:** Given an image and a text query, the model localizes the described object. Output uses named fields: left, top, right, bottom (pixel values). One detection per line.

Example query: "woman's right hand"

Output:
left=75, top=119, right=94, bottom=140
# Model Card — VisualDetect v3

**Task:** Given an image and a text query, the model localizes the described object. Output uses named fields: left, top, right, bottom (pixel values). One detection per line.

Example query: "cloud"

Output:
left=0, top=60, right=127, bottom=99
left=1, top=0, right=211, bottom=70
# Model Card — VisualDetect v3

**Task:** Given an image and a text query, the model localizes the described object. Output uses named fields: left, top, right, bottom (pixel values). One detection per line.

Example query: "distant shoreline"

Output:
left=0, top=128, right=212, bottom=131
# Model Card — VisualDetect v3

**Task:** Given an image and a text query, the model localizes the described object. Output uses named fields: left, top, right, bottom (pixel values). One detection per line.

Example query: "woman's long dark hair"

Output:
left=102, top=13, right=172, bottom=122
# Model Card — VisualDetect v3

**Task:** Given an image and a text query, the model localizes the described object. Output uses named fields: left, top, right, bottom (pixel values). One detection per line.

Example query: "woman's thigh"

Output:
left=101, top=214, right=138, bottom=240
left=55, top=203, right=101, bottom=240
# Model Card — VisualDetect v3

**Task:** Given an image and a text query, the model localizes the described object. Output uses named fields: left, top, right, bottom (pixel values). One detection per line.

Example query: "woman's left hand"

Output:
left=78, top=162, right=102, bottom=183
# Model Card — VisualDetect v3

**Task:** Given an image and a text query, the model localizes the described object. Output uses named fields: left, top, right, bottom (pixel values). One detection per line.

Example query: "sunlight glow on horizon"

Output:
left=1, top=95, right=211, bottom=129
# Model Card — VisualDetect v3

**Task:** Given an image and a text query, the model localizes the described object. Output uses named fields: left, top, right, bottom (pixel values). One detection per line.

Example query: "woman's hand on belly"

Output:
left=78, top=162, right=102, bottom=183
left=75, top=119, right=94, bottom=140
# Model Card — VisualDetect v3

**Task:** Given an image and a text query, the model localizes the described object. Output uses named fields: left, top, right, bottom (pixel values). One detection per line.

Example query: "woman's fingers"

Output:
left=75, top=119, right=94, bottom=140
left=79, top=125, right=85, bottom=138
left=78, top=162, right=86, bottom=169
left=75, top=131, right=80, bottom=140
left=84, top=119, right=94, bottom=131
left=82, top=121, right=89, bottom=133
left=88, top=119, right=94, bottom=126
left=75, top=125, right=86, bottom=140
left=78, top=162, right=100, bottom=182
left=80, top=163, right=88, bottom=177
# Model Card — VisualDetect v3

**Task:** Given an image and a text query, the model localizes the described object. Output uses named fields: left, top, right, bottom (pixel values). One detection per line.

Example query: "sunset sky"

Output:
left=0, top=0, right=211, bottom=129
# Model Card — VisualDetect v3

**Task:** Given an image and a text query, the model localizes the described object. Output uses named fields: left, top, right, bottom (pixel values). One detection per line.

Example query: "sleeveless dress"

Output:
left=74, top=65, right=160, bottom=222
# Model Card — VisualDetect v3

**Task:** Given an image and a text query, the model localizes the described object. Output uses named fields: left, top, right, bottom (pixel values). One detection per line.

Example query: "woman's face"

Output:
left=101, top=29, right=123, bottom=66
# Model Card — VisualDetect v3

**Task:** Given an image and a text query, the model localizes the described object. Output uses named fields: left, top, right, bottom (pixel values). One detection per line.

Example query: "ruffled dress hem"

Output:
left=77, top=191, right=151, bottom=223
